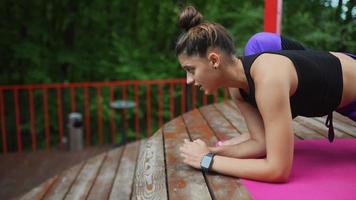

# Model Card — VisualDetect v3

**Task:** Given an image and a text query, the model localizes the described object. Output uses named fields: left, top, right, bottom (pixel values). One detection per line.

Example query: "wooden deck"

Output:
left=17, top=101, right=356, bottom=200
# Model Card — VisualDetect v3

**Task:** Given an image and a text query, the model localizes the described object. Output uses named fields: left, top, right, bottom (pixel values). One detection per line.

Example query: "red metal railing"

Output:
left=0, top=79, right=229, bottom=153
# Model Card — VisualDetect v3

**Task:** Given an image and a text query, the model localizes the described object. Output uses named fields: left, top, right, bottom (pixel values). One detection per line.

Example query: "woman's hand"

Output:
left=179, top=139, right=210, bottom=169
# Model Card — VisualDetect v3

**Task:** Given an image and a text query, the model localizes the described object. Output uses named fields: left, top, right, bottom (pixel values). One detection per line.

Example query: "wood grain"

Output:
left=87, top=147, right=124, bottom=200
left=109, top=140, right=140, bottom=200
left=133, top=130, right=168, bottom=200
left=19, top=176, right=58, bottom=200
left=183, top=109, right=252, bottom=200
left=43, top=163, right=84, bottom=200
left=64, top=153, right=106, bottom=200
left=163, top=117, right=212, bottom=200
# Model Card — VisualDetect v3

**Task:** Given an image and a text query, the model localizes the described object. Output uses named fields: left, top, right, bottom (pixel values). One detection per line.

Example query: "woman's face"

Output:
left=178, top=54, right=221, bottom=95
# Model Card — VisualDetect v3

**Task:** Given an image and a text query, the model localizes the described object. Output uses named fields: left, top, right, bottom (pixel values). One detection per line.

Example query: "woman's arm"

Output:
left=212, top=58, right=295, bottom=182
left=180, top=56, right=295, bottom=182
left=209, top=92, right=267, bottom=159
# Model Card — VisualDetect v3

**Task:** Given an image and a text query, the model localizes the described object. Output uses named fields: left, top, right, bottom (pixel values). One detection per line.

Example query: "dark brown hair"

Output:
left=175, top=6, right=236, bottom=57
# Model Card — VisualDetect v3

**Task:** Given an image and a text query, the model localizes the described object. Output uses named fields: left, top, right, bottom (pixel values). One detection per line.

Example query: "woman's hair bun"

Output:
left=179, top=6, right=203, bottom=31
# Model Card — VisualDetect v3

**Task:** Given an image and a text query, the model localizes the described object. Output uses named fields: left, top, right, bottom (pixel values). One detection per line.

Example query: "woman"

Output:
left=177, top=6, right=356, bottom=182
left=217, top=32, right=305, bottom=146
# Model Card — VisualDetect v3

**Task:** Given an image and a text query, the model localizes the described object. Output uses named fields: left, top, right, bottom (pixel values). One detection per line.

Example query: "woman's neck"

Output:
left=221, top=56, right=249, bottom=91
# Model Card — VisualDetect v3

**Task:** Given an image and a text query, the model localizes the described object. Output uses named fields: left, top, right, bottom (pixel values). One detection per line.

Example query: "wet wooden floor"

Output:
left=17, top=101, right=356, bottom=200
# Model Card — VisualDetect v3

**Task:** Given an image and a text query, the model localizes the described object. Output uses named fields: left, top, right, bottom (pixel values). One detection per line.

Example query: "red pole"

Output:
left=146, top=84, right=151, bottom=136
left=84, top=87, right=90, bottom=146
left=181, top=82, right=186, bottom=114
left=170, top=82, right=174, bottom=119
left=202, top=92, right=208, bottom=106
left=14, top=90, right=22, bottom=152
left=29, top=88, right=36, bottom=151
left=56, top=87, right=64, bottom=150
left=264, top=0, right=282, bottom=34
left=192, top=86, right=196, bottom=109
left=158, top=83, right=163, bottom=127
left=0, top=90, right=7, bottom=153
left=70, top=87, right=76, bottom=112
left=122, top=85, right=128, bottom=140
left=97, top=86, right=103, bottom=144
left=134, top=83, right=140, bottom=139
left=43, top=88, right=50, bottom=149
left=109, top=85, right=116, bottom=144
left=214, top=92, right=218, bottom=103
left=223, top=88, right=229, bottom=101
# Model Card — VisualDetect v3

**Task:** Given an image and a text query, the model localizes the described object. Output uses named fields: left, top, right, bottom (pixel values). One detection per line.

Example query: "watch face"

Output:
left=201, top=156, right=213, bottom=168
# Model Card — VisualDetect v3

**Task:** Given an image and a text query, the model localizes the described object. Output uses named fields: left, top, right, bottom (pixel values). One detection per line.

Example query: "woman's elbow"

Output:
left=266, top=165, right=291, bottom=183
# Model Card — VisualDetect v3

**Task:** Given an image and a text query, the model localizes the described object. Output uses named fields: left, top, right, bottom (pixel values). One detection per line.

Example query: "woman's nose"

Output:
left=186, top=73, right=194, bottom=84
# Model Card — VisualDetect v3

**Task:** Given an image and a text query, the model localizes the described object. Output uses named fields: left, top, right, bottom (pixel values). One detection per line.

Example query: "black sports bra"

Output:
left=240, top=50, right=343, bottom=142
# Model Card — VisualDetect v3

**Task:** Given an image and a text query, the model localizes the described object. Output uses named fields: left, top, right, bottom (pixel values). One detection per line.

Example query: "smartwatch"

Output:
left=200, top=152, right=215, bottom=172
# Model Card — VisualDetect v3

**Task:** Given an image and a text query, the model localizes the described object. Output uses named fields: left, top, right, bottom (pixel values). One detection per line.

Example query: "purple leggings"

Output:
left=337, top=101, right=356, bottom=121
left=338, top=53, right=356, bottom=121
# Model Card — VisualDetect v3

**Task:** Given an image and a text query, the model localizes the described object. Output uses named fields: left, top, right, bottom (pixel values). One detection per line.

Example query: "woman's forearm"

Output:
left=211, top=156, right=290, bottom=182
left=209, top=139, right=266, bottom=158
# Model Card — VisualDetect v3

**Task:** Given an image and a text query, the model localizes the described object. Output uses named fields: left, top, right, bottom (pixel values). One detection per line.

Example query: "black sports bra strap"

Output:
left=325, top=112, right=335, bottom=142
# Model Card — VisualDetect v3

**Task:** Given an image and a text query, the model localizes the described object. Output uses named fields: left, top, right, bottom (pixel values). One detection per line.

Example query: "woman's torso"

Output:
left=232, top=50, right=356, bottom=118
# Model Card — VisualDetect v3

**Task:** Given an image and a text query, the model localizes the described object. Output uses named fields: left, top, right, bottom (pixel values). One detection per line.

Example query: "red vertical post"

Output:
left=28, top=88, right=36, bottom=151
left=202, top=92, right=208, bottom=106
left=214, top=92, right=218, bottom=103
left=223, top=88, right=229, bottom=101
left=109, top=85, right=116, bottom=144
left=56, top=87, right=64, bottom=150
left=264, top=0, right=282, bottom=34
left=43, top=88, right=50, bottom=149
left=0, top=90, right=7, bottom=153
left=70, top=87, right=76, bottom=112
left=134, top=83, right=140, bottom=139
left=146, top=84, right=152, bottom=136
left=14, top=89, right=22, bottom=152
left=181, top=82, right=186, bottom=114
left=192, top=86, right=196, bottom=109
left=158, top=82, right=163, bottom=127
left=97, top=86, right=103, bottom=144
left=122, top=85, right=128, bottom=140
left=169, top=82, right=174, bottom=119
left=84, top=87, right=91, bottom=146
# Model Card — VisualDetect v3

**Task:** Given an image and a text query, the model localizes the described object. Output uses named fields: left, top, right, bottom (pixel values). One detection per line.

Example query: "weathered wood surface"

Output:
left=133, top=130, right=168, bottom=200
left=163, top=117, right=212, bottom=200
left=19, top=176, right=58, bottom=200
left=18, top=101, right=355, bottom=200
left=109, top=140, right=140, bottom=200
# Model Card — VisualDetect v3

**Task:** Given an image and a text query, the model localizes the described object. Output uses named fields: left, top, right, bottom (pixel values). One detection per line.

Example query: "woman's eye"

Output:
left=187, top=68, right=194, bottom=74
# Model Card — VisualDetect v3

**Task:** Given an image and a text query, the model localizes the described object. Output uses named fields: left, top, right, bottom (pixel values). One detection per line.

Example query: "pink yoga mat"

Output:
left=242, top=139, right=356, bottom=200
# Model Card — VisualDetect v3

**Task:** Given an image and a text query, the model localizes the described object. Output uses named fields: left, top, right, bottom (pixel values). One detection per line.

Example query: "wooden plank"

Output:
left=199, top=104, right=240, bottom=140
left=214, top=102, right=249, bottom=133
left=133, top=130, right=168, bottom=200
left=294, top=117, right=352, bottom=139
left=109, top=140, right=140, bottom=200
left=227, top=100, right=335, bottom=140
left=163, top=117, right=212, bottom=200
left=43, top=163, right=85, bottom=200
left=314, top=115, right=356, bottom=138
left=87, top=147, right=124, bottom=200
left=199, top=105, right=254, bottom=199
left=292, top=121, right=325, bottom=140
left=333, top=112, right=356, bottom=127
left=64, top=153, right=106, bottom=200
left=183, top=109, right=252, bottom=200
left=19, top=176, right=58, bottom=200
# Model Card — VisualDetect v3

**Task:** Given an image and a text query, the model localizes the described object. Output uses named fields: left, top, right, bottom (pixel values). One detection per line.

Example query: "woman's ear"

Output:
left=208, top=53, right=220, bottom=69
